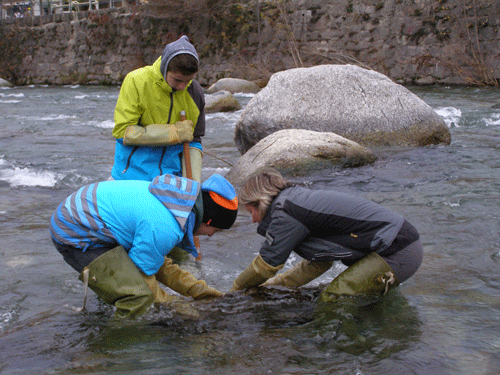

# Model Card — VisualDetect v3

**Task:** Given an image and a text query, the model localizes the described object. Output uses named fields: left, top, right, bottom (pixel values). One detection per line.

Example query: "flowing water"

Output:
left=0, top=84, right=499, bottom=375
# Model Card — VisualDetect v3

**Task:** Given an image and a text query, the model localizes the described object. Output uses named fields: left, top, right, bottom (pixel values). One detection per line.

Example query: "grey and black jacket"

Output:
left=256, top=185, right=419, bottom=267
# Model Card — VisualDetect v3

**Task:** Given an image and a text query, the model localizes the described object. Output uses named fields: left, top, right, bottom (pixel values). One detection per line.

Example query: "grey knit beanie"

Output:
left=160, top=36, right=199, bottom=79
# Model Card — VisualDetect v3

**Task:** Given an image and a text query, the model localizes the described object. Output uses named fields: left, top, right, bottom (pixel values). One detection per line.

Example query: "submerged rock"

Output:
left=225, top=128, right=376, bottom=187
left=0, top=77, right=13, bottom=87
left=234, top=65, right=451, bottom=154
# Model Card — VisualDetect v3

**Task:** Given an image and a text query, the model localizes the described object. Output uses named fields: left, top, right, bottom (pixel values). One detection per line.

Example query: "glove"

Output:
left=141, top=272, right=200, bottom=319
left=141, top=272, right=178, bottom=304
left=155, top=257, right=223, bottom=300
left=262, top=259, right=333, bottom=288
left=231, top=254, right=284, bottom=291
left=182, top=146, right=203, bottom=183
left=123, top=120, right=194, bottom=146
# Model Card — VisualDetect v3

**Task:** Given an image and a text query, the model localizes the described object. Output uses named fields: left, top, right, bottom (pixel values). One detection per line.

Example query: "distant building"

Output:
left=1, top=0, right=122, bottom=19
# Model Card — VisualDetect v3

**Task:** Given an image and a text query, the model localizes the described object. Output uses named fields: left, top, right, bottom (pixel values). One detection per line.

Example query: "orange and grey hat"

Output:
left=201, top=174, right=238, bottom=230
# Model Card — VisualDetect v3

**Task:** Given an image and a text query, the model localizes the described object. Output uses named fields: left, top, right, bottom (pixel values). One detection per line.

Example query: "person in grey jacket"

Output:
left=231, top=169, right=423, bottom=300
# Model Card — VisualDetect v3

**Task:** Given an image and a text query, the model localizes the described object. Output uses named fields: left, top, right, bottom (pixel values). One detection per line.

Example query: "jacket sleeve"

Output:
left=113, top=75, right=143, bottom=139
left=259, top=209, right=310, bottom=268
left=188, top=80, right=206, bottom=144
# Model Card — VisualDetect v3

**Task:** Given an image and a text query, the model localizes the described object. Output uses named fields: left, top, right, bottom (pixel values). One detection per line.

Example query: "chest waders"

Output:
left=78, top=246, right=154, bottom=319
left=319, top=252, right=399, bottom=302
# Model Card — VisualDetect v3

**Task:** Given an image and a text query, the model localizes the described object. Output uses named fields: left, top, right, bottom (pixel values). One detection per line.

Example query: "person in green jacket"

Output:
left=111, top=35, right=205, bottom=183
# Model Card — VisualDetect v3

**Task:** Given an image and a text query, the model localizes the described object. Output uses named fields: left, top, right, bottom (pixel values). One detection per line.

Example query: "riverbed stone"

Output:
left=0, top=77, right=13, bottom=87
left=206, top=78, right=261, bottom=94
left=205, top=90, right=242, bottom=113
left=234, top=65, right=451, bottom=154
left=225, top=128, right=377, bottom=187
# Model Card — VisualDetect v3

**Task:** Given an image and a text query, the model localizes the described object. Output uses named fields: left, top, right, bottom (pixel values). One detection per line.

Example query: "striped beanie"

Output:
left=201, top=174, right=238, bottom=230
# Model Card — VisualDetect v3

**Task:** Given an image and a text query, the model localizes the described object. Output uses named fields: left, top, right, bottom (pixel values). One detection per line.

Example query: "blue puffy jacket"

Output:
left=50, top=174, right=201, bottom=275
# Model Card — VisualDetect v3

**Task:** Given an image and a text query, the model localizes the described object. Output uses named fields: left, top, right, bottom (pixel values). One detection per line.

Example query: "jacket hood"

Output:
left=160, top=35, right=199, bottom=80
left=148, top=174, right=200, bottom=231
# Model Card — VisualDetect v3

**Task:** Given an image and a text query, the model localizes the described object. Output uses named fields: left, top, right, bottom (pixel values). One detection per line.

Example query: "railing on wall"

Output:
left=48, top=0, right=99, bottom=14
left=0, top=0, right=123, bottom=21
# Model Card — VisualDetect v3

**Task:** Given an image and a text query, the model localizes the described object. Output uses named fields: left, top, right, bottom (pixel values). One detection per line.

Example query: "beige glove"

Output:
left=262, top=259, right=333, bottom=288
left=155, top=257, right=223, bottom=300
left=182, top=146, right=203, bottom=182
left=141, top=272, right=179, bottom=304
left=141, top=272, right=200, bottom=319
left=231, top=254, right=284, bottom=291
left=123, top=120, right=194, bottom=146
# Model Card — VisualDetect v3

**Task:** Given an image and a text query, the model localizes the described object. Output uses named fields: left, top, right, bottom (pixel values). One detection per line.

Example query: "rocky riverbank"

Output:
left=0, top=0, right=499, bottom=87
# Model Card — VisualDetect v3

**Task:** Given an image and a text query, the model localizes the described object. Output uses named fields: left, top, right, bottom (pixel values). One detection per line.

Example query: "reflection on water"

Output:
left=0, top=85, right=500, bottom=374
left=1, top=287, right=422, bottom=374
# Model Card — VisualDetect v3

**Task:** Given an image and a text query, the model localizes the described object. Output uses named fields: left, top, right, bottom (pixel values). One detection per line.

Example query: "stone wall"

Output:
left=0, top=0, right=499, bottom=86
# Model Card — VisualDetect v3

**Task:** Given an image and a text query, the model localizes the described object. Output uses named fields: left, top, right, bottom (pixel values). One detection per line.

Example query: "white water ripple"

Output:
left=0, top=166, right=61, bottom=187
left=484, top=113, right=500, bottom=126
left=435, top=106, right=462, bottom=128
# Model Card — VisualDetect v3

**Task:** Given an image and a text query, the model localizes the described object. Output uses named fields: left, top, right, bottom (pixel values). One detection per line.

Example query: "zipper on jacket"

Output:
left=167, top=91, right=174, bottom=123
left=122, top=146, right=138, bottom=174
left=158, top=91, right=175, bottom=174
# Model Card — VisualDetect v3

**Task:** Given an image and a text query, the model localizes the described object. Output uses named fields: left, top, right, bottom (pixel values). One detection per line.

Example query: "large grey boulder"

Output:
left=205, top=90, right=242, bottom=113
left=225, top=129, right=376, bottom=187
left=234, top=65, right=451, bottom=154
left=206, top=78, right=261, bottom=94
left=0, top=77, right=13, bottom=87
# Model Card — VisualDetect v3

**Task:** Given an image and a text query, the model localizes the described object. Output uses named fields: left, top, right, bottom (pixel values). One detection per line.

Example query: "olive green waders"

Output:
left=319, top=252, right=399, bottom=302
left=78, top=246, right=154, bottom=319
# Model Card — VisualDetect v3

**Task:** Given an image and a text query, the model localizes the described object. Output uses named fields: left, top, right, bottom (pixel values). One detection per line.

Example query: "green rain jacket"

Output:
left=111, top=57, right=205, bottom=181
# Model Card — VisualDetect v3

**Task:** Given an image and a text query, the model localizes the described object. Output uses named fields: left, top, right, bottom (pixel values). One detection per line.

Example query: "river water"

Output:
left=0, top=84, right=499, bottom=375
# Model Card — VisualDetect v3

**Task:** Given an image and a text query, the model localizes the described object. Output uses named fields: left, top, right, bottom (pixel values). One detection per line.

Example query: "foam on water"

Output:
left=0, top=99, right=21, bottom=103
left=203, top=166, right=231, bottom=174
left=0, top=91, right=24, bottom=103
left=0, top=165, right=60, bottom=187
left=0, top=311, right=15, bottom=333
left=0, top=92, right=24, bottom=98
left=94, top=119, right=115, bottom=128
left=435, top=106, right=462, bottom=127
left=484, top=113, right=500, bottom=126
left=5, top=255, right=35, bottom=268
left=234, top=92, right=256, bottom=98
left=39, top=114, right=77, bottom=121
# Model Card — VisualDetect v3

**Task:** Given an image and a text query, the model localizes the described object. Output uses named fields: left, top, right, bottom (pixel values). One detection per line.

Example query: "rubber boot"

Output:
left=79, top=246, right=154, bottom=319
left=319, top=252, right=399, bottom=302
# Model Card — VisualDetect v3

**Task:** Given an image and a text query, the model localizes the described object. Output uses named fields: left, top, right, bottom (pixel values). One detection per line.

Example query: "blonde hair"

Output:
left=238, top=168, right=290, bottom=218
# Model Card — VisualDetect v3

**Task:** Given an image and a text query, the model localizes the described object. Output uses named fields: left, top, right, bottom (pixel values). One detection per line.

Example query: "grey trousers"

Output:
left=383, top=239, right=424, bottom=283
left=52, top=238, right=114, bottom=273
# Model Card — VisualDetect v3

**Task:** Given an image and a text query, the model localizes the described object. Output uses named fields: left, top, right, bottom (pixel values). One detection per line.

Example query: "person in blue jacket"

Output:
left=232, top=169, right=423, bottom=301
left=111, top=35, right=205, bottom=183
left=50, top=173, right=238, bottom=318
